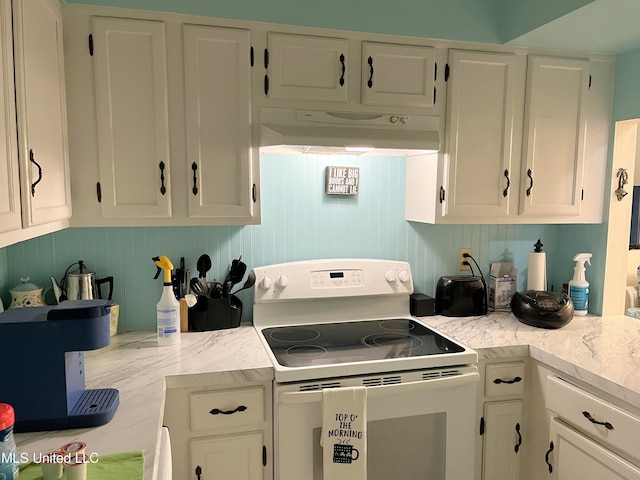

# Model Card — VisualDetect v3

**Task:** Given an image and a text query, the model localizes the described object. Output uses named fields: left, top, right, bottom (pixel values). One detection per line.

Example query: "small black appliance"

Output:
left=510, top=290, right=574, bottom=329
left=435, top=276, right=488, bottom=317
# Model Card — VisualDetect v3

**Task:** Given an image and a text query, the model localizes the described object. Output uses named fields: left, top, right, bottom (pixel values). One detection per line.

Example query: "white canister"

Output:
left=9, top=277, right=47, bottom=308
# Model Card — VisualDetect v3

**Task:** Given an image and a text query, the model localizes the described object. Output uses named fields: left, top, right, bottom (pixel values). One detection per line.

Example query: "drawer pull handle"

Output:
left=493, top=376, right=522, bottom=385
left=209, top=405, right=247, bottom=415
left=582, top=411, right=614, bottom=430
left=514, top=422, right=522, bottom=453
left=545, top=441, right=554, bottom=473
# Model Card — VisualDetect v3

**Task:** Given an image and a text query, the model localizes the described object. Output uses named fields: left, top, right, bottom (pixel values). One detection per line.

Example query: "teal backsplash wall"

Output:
left=2, top=154, right=557, bottom=330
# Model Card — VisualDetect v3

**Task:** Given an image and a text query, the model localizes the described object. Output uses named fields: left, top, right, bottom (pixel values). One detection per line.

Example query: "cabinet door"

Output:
left=547, top=418, right=640, bottom=480
left=444, top=50, right=520, bottom=217
left=13, top=0, right=71, bottom=227
left=267, top=32, right=348, bottom=102
left=361, top=42, right=436, bottom=107
left=482, top=400, right=523, bottom=480
left=0, top=0, right=20, bottom=235
left=520, top=56, right=589, bottom=217
left=190, top=432, right=264, bottom=480
left=184, top=25, right=255, bottom=220
left=92, top=17, right=171, bottom=218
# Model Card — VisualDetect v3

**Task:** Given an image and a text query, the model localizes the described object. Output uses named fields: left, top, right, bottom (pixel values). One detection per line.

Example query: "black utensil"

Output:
left=190, top=276, right=211, bottom=299
left=231, top=270, right=256, bottom=295
left=196, top=254, right=212, bottom=290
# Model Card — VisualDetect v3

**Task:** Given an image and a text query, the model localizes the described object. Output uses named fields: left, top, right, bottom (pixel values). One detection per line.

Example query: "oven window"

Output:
left=312, top=413, right=446, bottom=480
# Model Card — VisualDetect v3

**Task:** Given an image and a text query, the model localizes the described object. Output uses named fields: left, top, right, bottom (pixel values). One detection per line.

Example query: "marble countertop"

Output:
left=419, top=312, right=640, bottom=409
left=14, top=312, right=640, bottom=479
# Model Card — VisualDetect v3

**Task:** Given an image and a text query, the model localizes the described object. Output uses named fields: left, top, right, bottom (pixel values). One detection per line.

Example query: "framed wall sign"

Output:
left=325, top=166, right=359, bottom=195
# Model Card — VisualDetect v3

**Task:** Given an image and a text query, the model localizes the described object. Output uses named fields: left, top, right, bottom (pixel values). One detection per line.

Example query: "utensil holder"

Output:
left=189, top=295, right=242, bottom=331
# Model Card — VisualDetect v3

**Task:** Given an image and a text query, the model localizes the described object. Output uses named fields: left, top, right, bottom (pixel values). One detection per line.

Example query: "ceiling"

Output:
left=506, top=0, right=640, bottom=54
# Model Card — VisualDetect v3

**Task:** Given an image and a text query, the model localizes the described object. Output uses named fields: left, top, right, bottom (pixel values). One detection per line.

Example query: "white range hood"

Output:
left=260, top=107, right=440, bottom=156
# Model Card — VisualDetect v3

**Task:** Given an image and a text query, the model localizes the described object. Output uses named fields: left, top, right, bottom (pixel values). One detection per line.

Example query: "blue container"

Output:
left=0, top=403, right=18, bottom=480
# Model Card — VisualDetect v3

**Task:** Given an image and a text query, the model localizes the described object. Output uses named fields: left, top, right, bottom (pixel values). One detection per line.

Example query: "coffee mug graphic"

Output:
left=333, top=444, right=359, bottom=464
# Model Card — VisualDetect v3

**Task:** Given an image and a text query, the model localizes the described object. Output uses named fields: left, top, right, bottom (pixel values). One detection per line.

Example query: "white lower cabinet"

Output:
left=546, top=418, right=640, bottom=480
left=190, top=432, right=264, bottom=480
left=477, top=359, right=526, bottom=480
left=163, top=380, right=272, bottom=480
left=483, top=401, right=523, bottom=480
left=545, top=375, right=640, bottom=475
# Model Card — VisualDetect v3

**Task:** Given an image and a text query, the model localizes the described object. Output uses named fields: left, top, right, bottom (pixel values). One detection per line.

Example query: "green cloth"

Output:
left=18, top=451, right=144, bottom=480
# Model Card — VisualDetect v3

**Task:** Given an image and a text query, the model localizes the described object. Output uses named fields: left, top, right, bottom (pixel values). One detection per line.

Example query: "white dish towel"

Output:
left=321, top=386, right=367, bottom=480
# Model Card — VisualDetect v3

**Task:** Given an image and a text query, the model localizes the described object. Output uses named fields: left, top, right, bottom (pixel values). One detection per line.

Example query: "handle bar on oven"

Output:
left=279, top=370, right=480, bottom=405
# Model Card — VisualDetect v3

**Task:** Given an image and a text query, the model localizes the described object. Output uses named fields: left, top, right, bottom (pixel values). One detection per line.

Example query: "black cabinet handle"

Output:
left=159, top=161, right=166, bottom=195
left=439, top=186, right=445, bottom=203
left=514, top=422, right=522, bottom=453
left=195, top=465, right=202, bottom=480
left=367, top=56, right=374, bottom=88
left=339, top=53, right=345, bottom=86
left=503, top=169, right=510, bottom=197
left=493, top=376, right=522, bottom=385
left=526, top=168, right=533, bottom=196
left=545, top=441, right=554, bottom=473
left=582, top=411, right=614, bottom=430
left=29, top=149, right=43, bottom=197
left=209, top=405, right=247, bottom=415
left=191, top=162, right=198, bottom=195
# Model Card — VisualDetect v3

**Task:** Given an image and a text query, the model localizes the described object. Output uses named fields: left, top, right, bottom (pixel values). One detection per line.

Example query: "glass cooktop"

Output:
left=261, top=319, right=465, bottom=368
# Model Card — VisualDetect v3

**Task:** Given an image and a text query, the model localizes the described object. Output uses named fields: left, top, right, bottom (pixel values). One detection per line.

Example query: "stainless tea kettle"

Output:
left=51, top=260, right=114, bottom=303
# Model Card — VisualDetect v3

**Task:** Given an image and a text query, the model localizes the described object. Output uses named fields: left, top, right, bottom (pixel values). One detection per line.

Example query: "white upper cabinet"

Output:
left=184, top=25, right=255, bottom=220
left=406, top=50, right=610, bottom=225
left=263, top=32, right=441, bottom=112
left=92, top=17, right=172, bottom=219
left=442, top=50, right=522, bottom=218
left=0, top=0, right=20, bottom=236
left=520, top=56, right=590, bottom=217
left=361, top=42, right=436, bottom=108
left=265, top=32, right=348, bottom=102
left=13, top=0, right=71, bottom=227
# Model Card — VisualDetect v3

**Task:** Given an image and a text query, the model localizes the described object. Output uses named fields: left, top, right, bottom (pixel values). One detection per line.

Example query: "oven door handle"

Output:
left=279, top=371, right=480, bottom=405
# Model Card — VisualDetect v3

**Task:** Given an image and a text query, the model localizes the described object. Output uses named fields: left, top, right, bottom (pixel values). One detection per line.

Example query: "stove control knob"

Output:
left=276, top=275, right=289, bottom=288
left=259, top=276, right=273, bottom=290
left=398, top=270, right=410, bottom=283
left=384, top=270, right=396, bottom=283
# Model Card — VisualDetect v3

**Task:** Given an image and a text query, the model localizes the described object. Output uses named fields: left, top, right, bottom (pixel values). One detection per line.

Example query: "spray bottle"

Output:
left=153, top=255, right=180, bottom=346
left=568, top=253, right=592, bottom=316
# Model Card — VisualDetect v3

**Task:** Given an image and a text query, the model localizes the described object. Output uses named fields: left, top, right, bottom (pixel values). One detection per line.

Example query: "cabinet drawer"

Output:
left=190, top=387, right=264, bottom=431
left=546, top=375, right=640, bottom=463
left=485, top=362, right=525, bottom=397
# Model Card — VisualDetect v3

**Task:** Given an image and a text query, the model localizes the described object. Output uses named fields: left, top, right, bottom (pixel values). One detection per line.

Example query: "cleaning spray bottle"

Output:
left=153, top=255, right=180, bottom=346
left=568, top=253, right=592, bottom=316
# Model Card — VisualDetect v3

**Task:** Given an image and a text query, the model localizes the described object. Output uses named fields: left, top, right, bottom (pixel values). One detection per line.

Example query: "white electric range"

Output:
left=252, top=258, right=479, bottom=480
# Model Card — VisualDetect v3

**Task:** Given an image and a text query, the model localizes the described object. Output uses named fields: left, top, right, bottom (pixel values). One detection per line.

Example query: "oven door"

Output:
left=274, top=366, right=479, bottom=480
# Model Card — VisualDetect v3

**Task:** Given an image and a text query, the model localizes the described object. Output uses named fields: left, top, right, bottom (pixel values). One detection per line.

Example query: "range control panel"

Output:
left=311, top=269, right=364, bottom=288
left=253, top=259, right=413, bottom=303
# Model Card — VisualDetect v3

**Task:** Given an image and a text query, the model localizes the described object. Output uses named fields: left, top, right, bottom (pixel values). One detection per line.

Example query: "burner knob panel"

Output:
left=398, top=270, right=410, bottom=283
left=259, top=276, right=273, bottom=290
left=276, top=275, right=289, bottom=288
left=384, top=270, right=396, bottom=283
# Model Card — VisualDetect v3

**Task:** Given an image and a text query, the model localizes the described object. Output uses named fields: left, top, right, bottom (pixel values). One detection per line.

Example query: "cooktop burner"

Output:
left=261, top=319, right=465, bottom=368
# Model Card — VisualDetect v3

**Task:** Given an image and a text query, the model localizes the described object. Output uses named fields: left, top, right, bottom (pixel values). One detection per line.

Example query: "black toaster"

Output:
left=435, top=276, right=488, bottom=317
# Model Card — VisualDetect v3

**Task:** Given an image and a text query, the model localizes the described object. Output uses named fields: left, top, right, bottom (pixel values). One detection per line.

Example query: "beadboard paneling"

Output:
left=3, top=153, right=561, bottom=330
